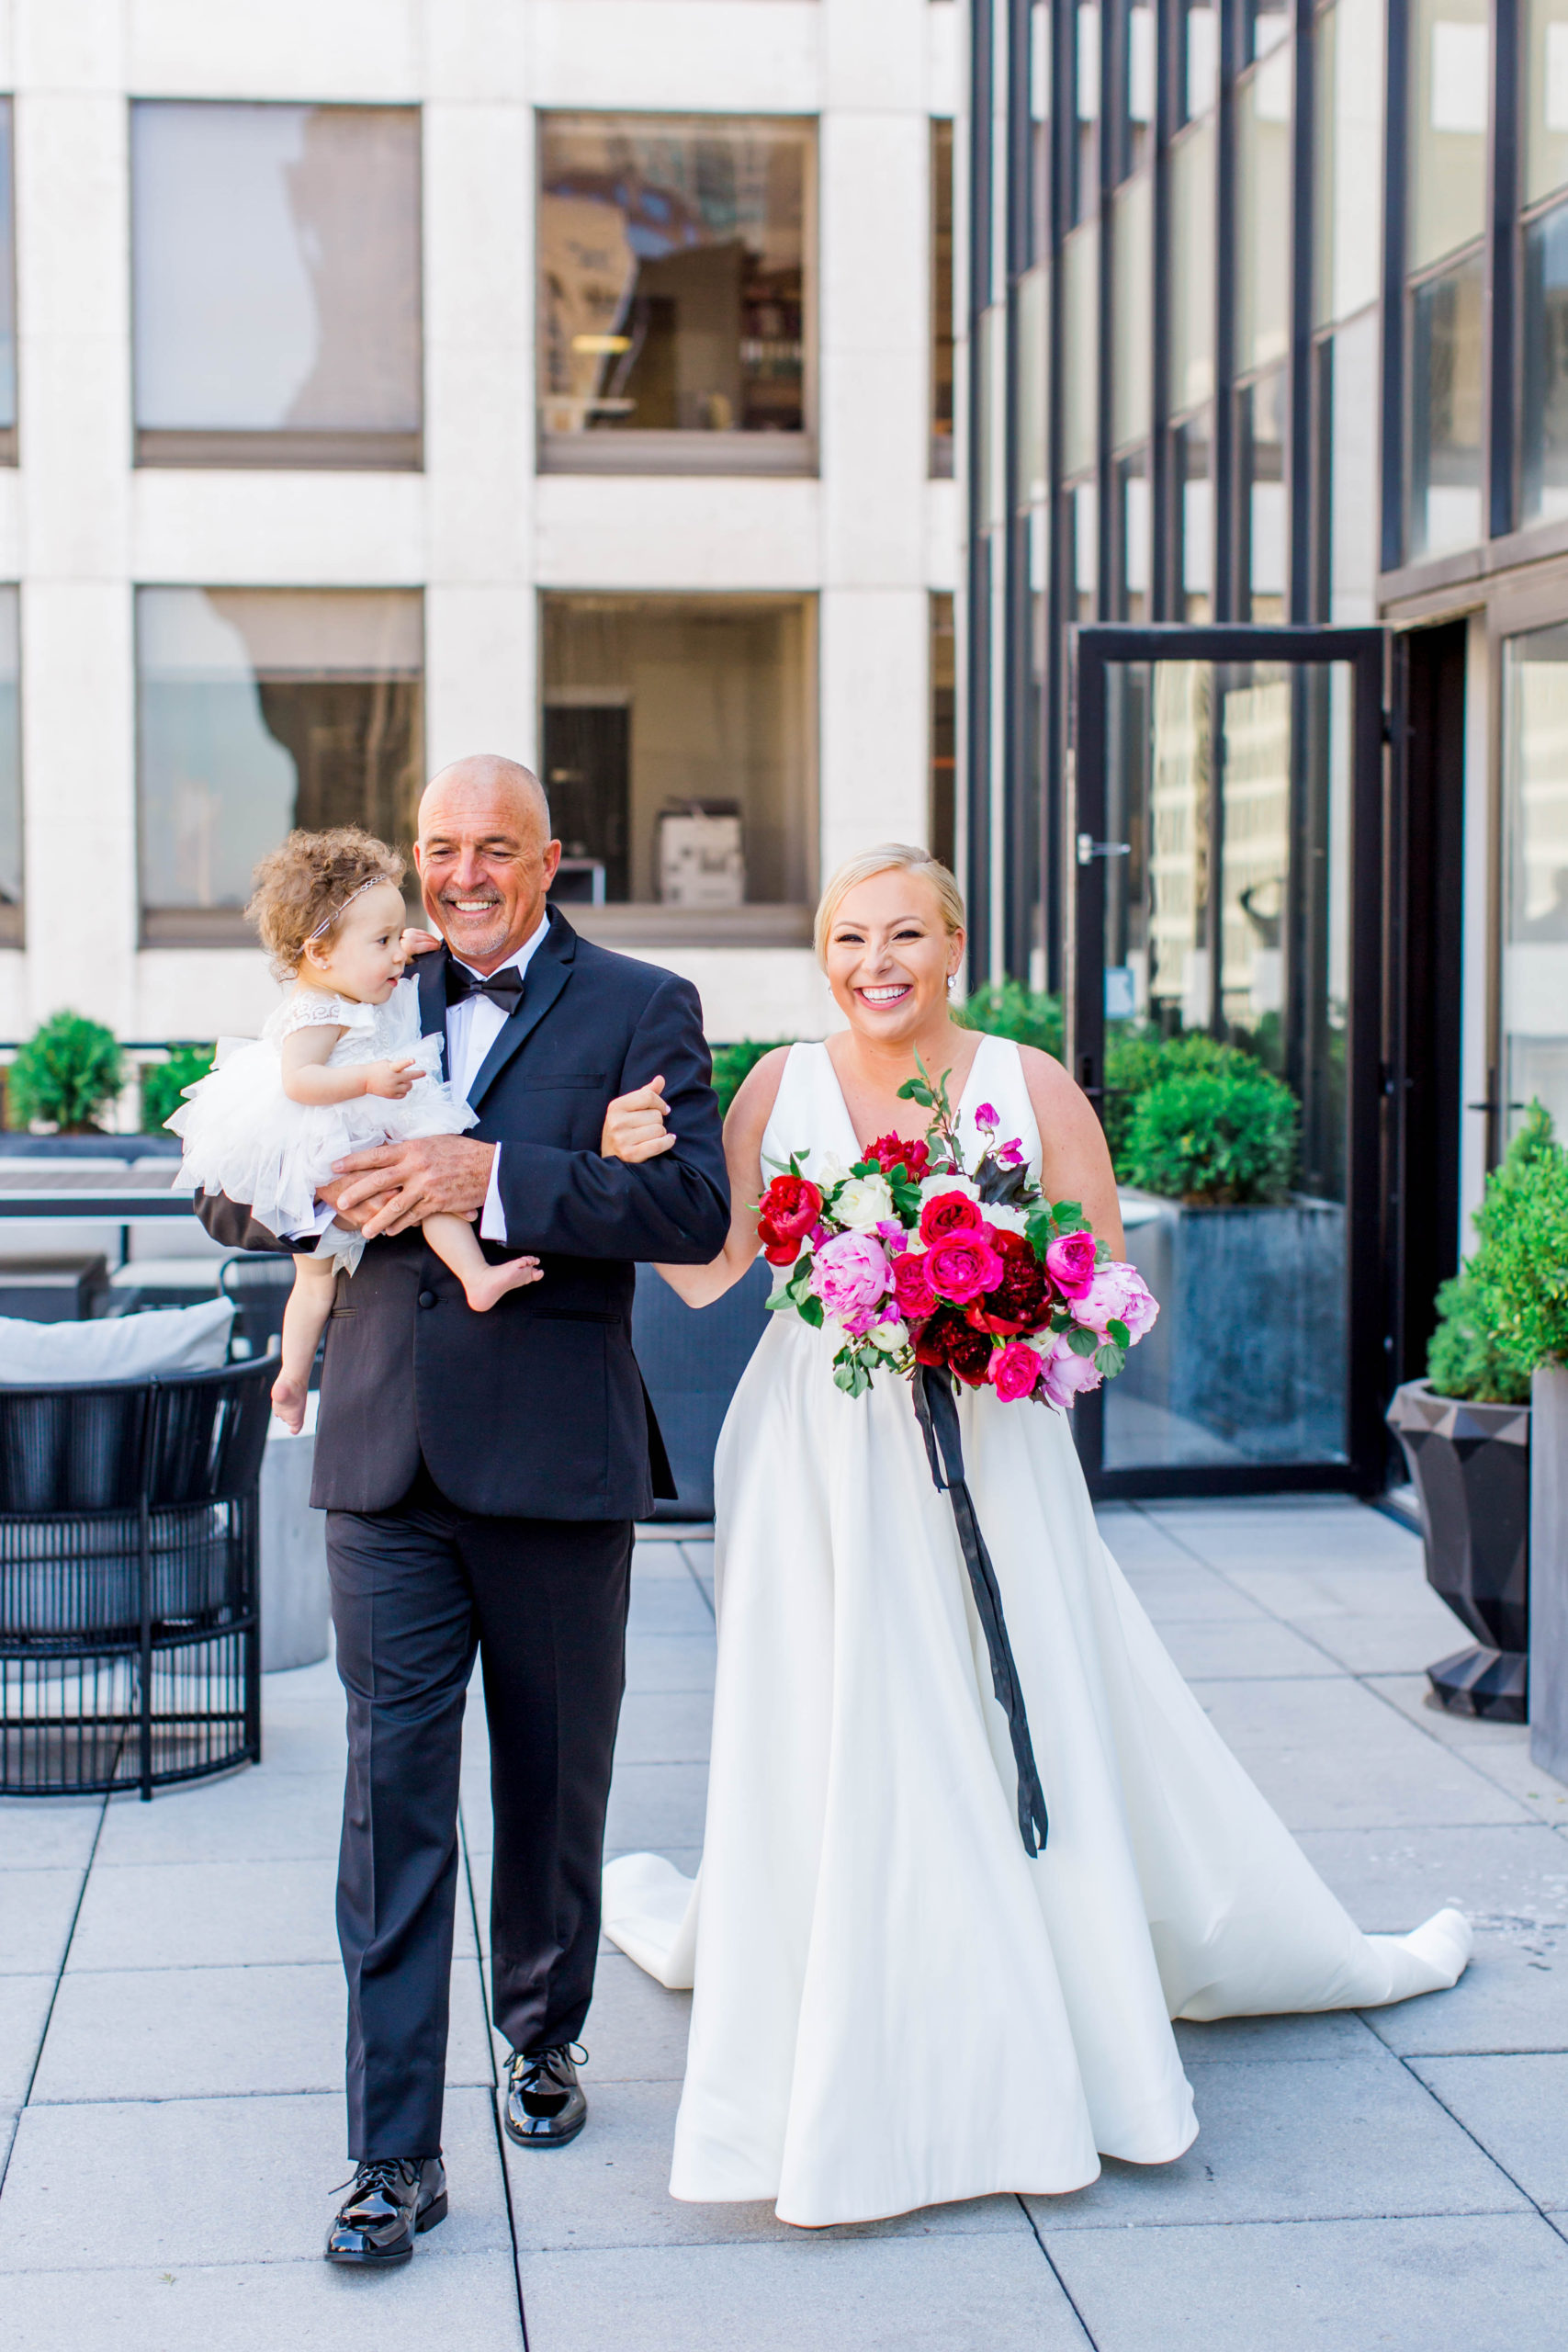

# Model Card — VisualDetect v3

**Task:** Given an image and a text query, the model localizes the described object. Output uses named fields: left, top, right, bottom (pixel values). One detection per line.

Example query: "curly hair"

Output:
left=246, top=828, right=407, bottom=980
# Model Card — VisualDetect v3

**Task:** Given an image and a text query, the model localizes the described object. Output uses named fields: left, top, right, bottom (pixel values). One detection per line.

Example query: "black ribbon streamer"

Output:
left=912, top=1364, right=1049, bottom=1859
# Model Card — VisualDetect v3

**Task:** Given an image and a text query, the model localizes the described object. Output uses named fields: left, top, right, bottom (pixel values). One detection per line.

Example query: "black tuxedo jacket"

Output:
left=196, top=911, right=730, bottom=1520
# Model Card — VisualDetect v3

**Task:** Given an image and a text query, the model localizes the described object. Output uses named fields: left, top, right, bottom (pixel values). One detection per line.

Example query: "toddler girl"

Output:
left=168, top=826, right=541, bottom=1431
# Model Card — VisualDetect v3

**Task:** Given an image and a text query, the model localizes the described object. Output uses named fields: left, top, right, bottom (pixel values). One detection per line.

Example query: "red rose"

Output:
left=913, top=1309, right=996, bottom=1388
left=919, top=1189, right=986, bottom=1245
left=892, top=1250, right=939, bottom=1320
left=864, top=1131, right=932, bottom=1182
left=924, top=1233, right=1006, bottom=1306
left=758, top=1173, right=823, bottom=1264
left=965, top=1228, right=1054, bottom=1335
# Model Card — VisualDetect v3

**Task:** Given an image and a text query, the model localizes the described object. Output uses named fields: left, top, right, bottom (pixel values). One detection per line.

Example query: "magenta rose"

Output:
left=892, top=1250, right=939, bottom=1320
left=919, top=1189, right=986, bottom=1245
left=987, top=1339, right=1044, bottom=1403
left=807, top=1230, right=893, bottom=1323
left=1044, top=1229, right=1098, bottom=1299
left=1074, top=1260, right=1160, bottom=1343
left=924, top=1232, right=1006, bottom=1306
left=1039, top=1338, right=1104, bottom=1410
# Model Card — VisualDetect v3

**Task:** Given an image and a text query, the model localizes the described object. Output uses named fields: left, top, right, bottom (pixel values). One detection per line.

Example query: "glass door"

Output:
left=1070, top=624, right=1388, bottom=1497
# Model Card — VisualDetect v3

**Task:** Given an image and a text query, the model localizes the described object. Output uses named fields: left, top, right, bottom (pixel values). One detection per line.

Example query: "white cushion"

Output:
left=0, top=1296, right=236, bottom=1385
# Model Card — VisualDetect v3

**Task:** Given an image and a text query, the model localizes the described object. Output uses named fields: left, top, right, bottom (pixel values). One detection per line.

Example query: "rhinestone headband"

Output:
left=306, top=876, right=387, bottom=944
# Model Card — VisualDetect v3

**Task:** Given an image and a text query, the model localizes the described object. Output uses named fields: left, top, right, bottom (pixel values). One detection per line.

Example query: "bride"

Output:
left=600, top=842, right=1470, bottom=2231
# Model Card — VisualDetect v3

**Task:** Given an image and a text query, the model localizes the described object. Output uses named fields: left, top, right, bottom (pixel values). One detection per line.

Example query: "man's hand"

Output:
left=600, top=1076, right=674, bottom=1164
left=327, top=1136, right=497, bottom=1239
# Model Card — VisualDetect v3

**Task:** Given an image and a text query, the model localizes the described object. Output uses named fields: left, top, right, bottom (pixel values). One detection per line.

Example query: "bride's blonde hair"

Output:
left=813, top=844, right=966, bottom=967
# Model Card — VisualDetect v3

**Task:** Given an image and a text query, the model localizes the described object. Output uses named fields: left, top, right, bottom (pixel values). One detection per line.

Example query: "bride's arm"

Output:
left=602, top=1049, right=790, bottom=1307
left=1017, top=1047, right=1125, bottom=1257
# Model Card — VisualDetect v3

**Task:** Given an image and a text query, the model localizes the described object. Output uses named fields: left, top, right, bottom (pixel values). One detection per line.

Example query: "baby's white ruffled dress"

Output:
left=167, top=978, right=475, bottom=1265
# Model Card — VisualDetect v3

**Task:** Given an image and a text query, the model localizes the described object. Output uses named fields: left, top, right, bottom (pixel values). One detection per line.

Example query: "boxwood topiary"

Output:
left=6, top=1011, right=124, bottom=1134
left=1102, top=1029, right=1268, bottom=1175
left=1121, top=1062, right=1300, bottom=1206
left=955, top=980, right=1065, bottom=1062
left=140, top=1044, right=216, bottom=1134
left=1427, top=1103, right=1568, bottom=1402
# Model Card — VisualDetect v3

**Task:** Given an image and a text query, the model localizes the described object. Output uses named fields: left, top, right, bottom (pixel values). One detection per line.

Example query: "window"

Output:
left=1176, top=420, right=1213, bottom=620
left=1076, top=4, right=1101, bottom=222
left=137, top=591, right=423, bottom=944
left=1111, top=175, right=1152, bottom=452
left=538, top=117, right=813, bottom=473
left=0, top=103, right=15, bottom=462
left=1062, top=221, right=1100, bottom=481
left=1408, top=251, right=1484, bottom=558
left=1407, top=0, right=1488, bottom=277
left=0, top=589, right=18, bottom=944
left=931, top=594, right=956, bottom=875
left=1235, top=45, right=1292, bottom=378
left=1314, top=0, right=1385, bottom=331
left=1526, top=0, right=1568, bottom=209
left=1169, top=121, right=1216, bottom=413
left=540, top=595, right=815, bottom=931
left=1240, top=370, right=1287, bottom=618
left=1520, top=2, right=1568, bottom=528
left=932, top=120, right=955, bottom=476
left=131, top=105, right=422, bottom=469
left=1502, top=624, right=1568, bottom=1144
left=1114, top=448, right=1151, bottom=619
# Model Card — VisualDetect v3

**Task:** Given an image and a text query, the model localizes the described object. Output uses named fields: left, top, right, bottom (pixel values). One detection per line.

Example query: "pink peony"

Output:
left=1074, top=1260, right=1160, bottom=1344
left=1044, top=1229, right=1098, bottom=1298
left=808, top=1230, right=893, bottom=1324
left=987, top=1339, right=1044, bottom=1402
left=1039, top=1339, right=1104, bottom=1411
left=924, top=1232, right=1007, bottom=1306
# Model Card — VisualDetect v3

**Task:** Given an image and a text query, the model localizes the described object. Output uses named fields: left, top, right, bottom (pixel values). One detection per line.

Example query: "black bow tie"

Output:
left=445, top=959, right=526, bottom=1011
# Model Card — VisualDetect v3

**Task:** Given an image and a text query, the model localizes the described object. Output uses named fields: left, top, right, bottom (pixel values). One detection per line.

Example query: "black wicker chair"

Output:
left=0, top=1356, right=275, bottom=1799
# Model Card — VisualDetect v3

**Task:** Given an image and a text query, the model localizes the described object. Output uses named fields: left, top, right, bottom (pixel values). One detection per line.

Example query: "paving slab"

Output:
left=0, top=1800, right=101, bottom=1871
left=1367, top=1676, right=1568, bottom=1825
left=604, top=1763, right=709, bottom=1853
left=0, top=2086, right=510, bottom=2271
left=623, top=1634, right=716, bottom=1694
left=65, top=1856, right=439, bottom=1974
left=1044, top=2210, right=1568, bottom=2352
left=1189, top=1676, right=1527, bottom=1830
left=1116, top=1562, right=1265, bottom=1624
left=1292, top=1821, right=1568, bottom=1928
left=0, top=1978, right=53, bottom=2106
left=1360, top=1926, right=1568, bottom=2056
left=1170, top=2008, right=1383, bottom=2065
left=515, top=2231, right=1087, bottom=2352
left=93, top=1771, right=345, bottom=1868
left=1154, top=1618, right=1341, bottom=1680
left=1032, top=2052, right=1522, bottom=2232
left=626, top=1576, right=716, bottom=1637
left=559, top=1951, right=690, bottom=2084
left=1144, top=1497, right=1420, bottom=1569
left=1412, top=2052, right=1568, bottom=2211
left=0, top=2251, right=524, bottom=2351
left=0, top=1870, right=82, bottom=1975
left=29, top=1955, right=493, bottom=2104
left=252, top=1702, right=350, bottom=1778
left=613, top=1691, right=715, bottom=1768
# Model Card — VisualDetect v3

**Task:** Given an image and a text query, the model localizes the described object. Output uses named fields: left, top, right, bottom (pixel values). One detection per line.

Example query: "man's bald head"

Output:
left=413, top=753, right=561, bottom=973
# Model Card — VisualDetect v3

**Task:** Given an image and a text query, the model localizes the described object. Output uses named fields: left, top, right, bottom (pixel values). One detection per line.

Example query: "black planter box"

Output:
left=1386, top=1379, right=1530, bottom=1723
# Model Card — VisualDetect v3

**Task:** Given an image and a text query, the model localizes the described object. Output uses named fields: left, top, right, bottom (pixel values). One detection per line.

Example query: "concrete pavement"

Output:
left=3, top=1496, right=1568, bottom=2349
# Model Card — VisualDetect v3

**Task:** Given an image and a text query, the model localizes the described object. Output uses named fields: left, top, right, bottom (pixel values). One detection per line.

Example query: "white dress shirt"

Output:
left=445, top=910, right=551, bottom=1243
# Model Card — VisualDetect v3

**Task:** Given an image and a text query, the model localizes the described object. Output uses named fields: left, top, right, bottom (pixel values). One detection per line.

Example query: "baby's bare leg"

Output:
left=422, top=1214, right=542, bottom=1313
left=272, top=1254, right=337, bottom=1433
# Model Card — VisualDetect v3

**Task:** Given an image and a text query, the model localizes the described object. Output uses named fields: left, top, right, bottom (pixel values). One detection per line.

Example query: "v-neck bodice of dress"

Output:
left=760, top=1033, right=1042, bottom=1194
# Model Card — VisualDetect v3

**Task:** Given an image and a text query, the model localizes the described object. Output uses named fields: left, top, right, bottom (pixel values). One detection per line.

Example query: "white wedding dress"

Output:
left=604, top=1037, right=1471, bottom=2228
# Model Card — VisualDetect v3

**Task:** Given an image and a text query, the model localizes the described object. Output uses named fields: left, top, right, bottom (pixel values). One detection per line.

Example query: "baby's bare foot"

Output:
left=462, top=1256, right=543, bottom=1315
left=270, top=1371, right=308, bottom=1433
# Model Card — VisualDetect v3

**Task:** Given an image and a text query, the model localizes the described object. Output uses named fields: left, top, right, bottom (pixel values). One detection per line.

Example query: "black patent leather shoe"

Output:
left=324, top=2155, right=447, bottom=2265
left=503, top=2042, right=588, bottom=2148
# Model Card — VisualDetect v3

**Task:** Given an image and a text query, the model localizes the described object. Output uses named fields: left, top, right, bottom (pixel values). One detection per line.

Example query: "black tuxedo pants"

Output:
left=326, top=1468, right=633, bottom=2157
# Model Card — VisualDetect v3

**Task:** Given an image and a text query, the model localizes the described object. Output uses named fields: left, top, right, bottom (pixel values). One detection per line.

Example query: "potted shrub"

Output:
left=6, top=1011, right=123, bottom=1135
left=139, top=1043, right=216, bottom=1135
left=1111, top=1057, right=1343, bottom=1459
left=1387, top=1105, right=1567, bottom=1727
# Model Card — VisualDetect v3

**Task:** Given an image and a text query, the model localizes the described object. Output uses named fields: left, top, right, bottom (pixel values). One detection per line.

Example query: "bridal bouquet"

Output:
left=759, top=1060, right=1157, bottom=1406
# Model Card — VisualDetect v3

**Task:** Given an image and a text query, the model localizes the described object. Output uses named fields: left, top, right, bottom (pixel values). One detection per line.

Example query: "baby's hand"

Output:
left=364, top=1057, right=418, bottom=1101
left=400, top=927, right=443, bottom=959
left=601, top=1076, right=674, bottom=1163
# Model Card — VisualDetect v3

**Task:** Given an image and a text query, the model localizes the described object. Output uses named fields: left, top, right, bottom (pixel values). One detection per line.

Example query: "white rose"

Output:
left=983, top=1202, right=1029, bottom=1235
left=816, top=1152, right=852, bottom=1197
left=918, top=1170, right=980, bottom=1205
left=870, top=1318, right=908, bottom=1354
left=834, top=1172, right=895, bottom=1230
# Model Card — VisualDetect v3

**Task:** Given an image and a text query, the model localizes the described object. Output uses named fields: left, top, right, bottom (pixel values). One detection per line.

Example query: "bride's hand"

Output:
left=602, top=1077, right=674, bottom=1162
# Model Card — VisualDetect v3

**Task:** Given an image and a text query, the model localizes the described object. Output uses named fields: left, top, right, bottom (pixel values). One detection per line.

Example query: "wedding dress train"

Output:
left=604, top=1037, right=1471, bottom=2228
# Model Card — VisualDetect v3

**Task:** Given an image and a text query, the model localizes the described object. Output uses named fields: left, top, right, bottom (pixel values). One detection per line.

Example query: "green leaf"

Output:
left=833, top=1356, right=871, bottom=1397
left=1051, top=1201, right=1083, bottom=1225
left=1066, top=1324, right=1099, bottom=1357
left=896, top=1078, right=934, bottom=1106
left=1107, top=1317, right=1130, bottom=1349
left=1051, top=1309, right=1074, bottom=1332
left=1093, top=1340, right=1127, bottom=1378
left=797, top=1293, right=825, bottom=1328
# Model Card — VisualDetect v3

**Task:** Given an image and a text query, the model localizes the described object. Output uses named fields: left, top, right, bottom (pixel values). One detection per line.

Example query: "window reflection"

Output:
left=1407, top=0, right=1489, bottom=276
left=931, top=594, right=956, bottom=876
left=1177, top=420, right=1213, bottom=620
left=1314, top=0, right=1385, bottom=329
left=137, top=591, right=424, bottom=943
left=1408, top=253, right=1484, bottom=556
left=1122, top=3, right=1156, bottom=179
left=1072, top=480, right=1100, bottom=621
left=1503, top=624, right=1568, bottom=1143
left=0, top=589, right=18, bottom=944
left=1169, top=122, right=1216, bottom=411
left=1323, top=311, right=1381, bottom=619
left=1077, top=3, right=1101, bottom=220
left=932, top=120, right=954, bottom=477
left=1018, top=263, right=1049, bottom=508
left=1236, top=48, right=1292, bottom=377
left=131, top=104, right=422, bottom=468
left=538, top=117, right=810, bottom=469
left=541, top=596, right=813, bottom=914
left=0, top=104, right=15, bottom=453
left=1062, top=221, right=1100, bottom=479
left=1522, top=204, right=1568, bottom=526
left=1115, top=450, right=1151, bottom=620
left=1184, top=1, right=1220, bottom=122
left=1241, top=370, right=1288, bottom=618
left=1111, top=176, right=1152, bottom=451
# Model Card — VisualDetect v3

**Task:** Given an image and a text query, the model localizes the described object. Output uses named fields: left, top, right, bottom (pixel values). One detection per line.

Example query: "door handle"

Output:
left=1077, top=834, right=1132, bottom=865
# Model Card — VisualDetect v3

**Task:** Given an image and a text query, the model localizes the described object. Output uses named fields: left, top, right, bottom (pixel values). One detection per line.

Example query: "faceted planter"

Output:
left=1529, top=1364, right=1568, bottom=1780
left=1385, top=1379, right=1530, bottom=1723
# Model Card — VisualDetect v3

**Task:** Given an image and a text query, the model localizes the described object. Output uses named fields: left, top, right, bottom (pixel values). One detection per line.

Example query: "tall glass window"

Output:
left=541, top=595, right=815, bottom=917
left=1111, top=175, right=1152, bottom=451
left=1520, top=2, right=1568, bottom=527
left=131, top=104, right=422, bottom=469
left=0, top=589, right=19, bottom=944
left=1115, top=448, right=1151, bottom=619
left=1076, top=3, right=1101, bottom=220
left=1314, top=0, right=1385, bottom=330
left=137, top=591, right=424, bottom=944
left=1177, top=419, right=1214, bottom=619
left=1062, top=221, right=1100, bottom=480
left=1408, top=251, right=1484, bottom=557
left=1235, top=45, right=1292, bottom=378
left=1183, top=0, right=1221, bottom=123
left=1169, top=121, right=1216, bottom=413
left=1502, top=624, right=1568, bottom=1142
left=0, top=104, right=16, bottom=461
left=1527, top=0, right=1568, bottom=206
left=1241, top=368, right=1288, bottom=617
left=1408, top=0, right=1489, bottom=277
left=1018, top=262, right=1050, bottom=510
left=538, top=116, right=813, bottom=472
left=1120, top=1, right=1156, bottom=179
left=932, top=120, right=954, bottom=477
left=931, top=593, right=956, bottom=875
